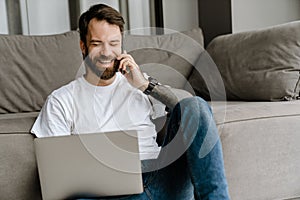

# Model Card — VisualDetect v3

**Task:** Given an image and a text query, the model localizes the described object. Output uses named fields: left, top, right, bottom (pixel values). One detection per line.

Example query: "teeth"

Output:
left=99, top=60, right=112, bottom=65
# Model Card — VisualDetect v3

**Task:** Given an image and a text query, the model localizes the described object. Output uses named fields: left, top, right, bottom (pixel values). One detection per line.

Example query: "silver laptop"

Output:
left=34, top=130, right=143, bottom=200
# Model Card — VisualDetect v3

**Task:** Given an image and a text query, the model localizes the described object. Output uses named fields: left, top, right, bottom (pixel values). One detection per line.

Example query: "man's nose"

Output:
left=100, top=44, right=112, bottom=56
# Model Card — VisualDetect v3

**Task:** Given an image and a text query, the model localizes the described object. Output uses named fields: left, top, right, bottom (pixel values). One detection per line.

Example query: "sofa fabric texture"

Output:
left=0, top=134, right=41, bottom=199
left=123, top=28, right=204, bottom=90
left=212, top=101, right=300, bottom=200
left=206, top=21, right=300, bottom=101
left=0, top=31, right=82, bottom=114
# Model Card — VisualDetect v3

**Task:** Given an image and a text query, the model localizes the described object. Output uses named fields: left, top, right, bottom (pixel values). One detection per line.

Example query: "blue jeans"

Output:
left=77, top=97, right=230, bottom=200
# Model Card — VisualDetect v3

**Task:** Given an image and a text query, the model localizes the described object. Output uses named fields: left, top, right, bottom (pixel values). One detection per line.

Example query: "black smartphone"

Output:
left=114, top=58, right=128, bottom=74
left=114, top=43, right=126, bottom=74
left=113, top=58, right=121, bottom=72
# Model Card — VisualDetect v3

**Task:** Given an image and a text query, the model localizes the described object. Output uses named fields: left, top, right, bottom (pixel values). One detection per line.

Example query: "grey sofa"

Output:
left=0, top=22, right=300, bottom=200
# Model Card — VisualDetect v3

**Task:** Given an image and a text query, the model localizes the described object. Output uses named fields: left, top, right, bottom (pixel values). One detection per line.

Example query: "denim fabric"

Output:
left=77, top=97, right=230, bottom=200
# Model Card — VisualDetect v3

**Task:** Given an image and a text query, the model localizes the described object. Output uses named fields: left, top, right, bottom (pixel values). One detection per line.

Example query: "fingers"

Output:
left=115, top=52, right=148, bottom=90
left=117, top=53, right=134, bottom=63
left=119, top=59, right=131, bottom=74
left=117, top=51, right=135, bottom=62
left=117, top=53, right=139, bottom=74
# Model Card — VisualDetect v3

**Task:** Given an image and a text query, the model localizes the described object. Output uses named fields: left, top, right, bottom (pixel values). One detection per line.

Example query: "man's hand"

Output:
left=116, top=52, right=149, bottom=91
left=116, top=52, right=179, bottom=110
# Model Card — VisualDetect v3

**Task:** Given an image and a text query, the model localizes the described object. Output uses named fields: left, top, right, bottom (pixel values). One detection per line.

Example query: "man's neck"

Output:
left=84, top=72, right=116, bottom=86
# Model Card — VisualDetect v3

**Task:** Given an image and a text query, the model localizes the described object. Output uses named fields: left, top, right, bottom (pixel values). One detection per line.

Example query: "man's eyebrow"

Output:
left=90, top=39, right=102, bottom=43
left=89, top=39, right=120, bottom=43
left=109, top=39, right=121, bottom=43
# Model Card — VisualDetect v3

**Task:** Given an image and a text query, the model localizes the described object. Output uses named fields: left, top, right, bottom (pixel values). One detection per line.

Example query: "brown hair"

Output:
left=79, top=4, right=125, bottom=45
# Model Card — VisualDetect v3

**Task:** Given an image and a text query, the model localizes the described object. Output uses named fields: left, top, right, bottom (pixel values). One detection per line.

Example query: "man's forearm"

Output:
left=139, top=75, right=179, bottom=110
left=149, top=85, right=179, bottom=110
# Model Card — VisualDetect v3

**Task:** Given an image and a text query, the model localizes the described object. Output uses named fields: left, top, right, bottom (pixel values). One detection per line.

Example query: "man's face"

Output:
left=81, top=19, right=122, bottom=79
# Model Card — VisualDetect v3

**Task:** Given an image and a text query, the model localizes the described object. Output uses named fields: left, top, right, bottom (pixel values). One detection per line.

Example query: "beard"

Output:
left=84, top=49, right=118, bottom=80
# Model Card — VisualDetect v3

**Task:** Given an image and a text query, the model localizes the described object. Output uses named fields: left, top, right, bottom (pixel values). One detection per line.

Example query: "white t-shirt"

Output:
left=31, top=72, right=165, bottom=160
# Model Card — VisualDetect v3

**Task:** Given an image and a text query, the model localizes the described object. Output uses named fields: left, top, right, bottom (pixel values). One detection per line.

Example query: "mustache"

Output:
left=96, top=55, right=115, bottom=62
left=83, top=54, right=118, bottom=79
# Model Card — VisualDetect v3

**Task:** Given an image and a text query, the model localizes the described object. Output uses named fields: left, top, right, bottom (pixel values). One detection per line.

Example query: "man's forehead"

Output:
left=86, top=20, right=122, bottom=41
left=88, top=34, right=121, bottom=41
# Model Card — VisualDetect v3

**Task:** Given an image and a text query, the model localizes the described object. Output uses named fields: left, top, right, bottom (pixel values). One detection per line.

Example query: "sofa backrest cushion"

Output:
left=0, top=28, right=204, bottom=114
left=0, top=31, right=82, bottom=114
left=206, top=21, right=300, bottom=101
left=123, top=28, right=204, bottom=89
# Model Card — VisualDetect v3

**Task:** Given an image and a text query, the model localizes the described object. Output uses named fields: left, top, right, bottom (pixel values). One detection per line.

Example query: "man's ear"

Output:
left=80, top=40, right=86, bottom=57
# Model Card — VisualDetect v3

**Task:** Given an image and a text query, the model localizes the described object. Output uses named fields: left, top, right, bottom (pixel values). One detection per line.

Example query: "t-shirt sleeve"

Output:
left=31, top=95, right=71, bottom=138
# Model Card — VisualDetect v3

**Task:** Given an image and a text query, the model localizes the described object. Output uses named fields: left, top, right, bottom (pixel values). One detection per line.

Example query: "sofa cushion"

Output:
left=0, top=112, right=38, bottom=134
left=206, top=21, right=300, bottom=101
left=187, top=50, right=227, bottom=100
left=211, top=101, right=300, bottom=200
left=0, top=31, right=82, bottom=114
left=0, top=134, right=42, bottom=199
left=123, top=28, right=204, bottom=89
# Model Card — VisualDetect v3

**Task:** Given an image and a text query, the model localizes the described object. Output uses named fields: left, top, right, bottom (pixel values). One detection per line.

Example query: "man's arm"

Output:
left=117, top=53, right=185, bottom=110
left=146, top=83, right=179, bottom=110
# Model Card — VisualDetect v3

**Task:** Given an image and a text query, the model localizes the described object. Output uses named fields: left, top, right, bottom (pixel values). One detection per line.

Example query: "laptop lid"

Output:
left=34, top=130, right=143, bottom=200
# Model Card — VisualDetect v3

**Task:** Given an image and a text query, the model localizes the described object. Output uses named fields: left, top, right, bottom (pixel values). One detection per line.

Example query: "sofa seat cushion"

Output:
left=0, top=112, right=39, bottom=134
left=211, top=101, right=300, bottom=200
left=0, top=134, right=41, bottom=199
left=212, top=100, right=300, bottom=125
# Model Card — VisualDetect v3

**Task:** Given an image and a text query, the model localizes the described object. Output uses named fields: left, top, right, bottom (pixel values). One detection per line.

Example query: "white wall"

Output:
left=79, top=0, right=199, bottom=34
left=0, top=0, right=8, bottom=34
left=3, top=0, right=197, bottom=35
left=127, top=0, right=151, bottom=34
left=232, top=0, right=300, bottom=32
left=79, top=0, right=119, bottom=14
left=20, top=0, right=70, bottom=35
left=163, top=0, right=198, bottom=33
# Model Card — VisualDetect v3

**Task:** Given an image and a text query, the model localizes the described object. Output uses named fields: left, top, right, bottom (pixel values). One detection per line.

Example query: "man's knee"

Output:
left=178, top=96, right=212, bottom=115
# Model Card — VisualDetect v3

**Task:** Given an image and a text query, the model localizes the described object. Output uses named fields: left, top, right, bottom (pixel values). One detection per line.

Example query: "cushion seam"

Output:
left=282, top=196, right=300, bottom=200
left=0, top=132, right=31, bottom=135
left=186, top=50, right=206, bottom=81
left=216, top=113, right=300, bottom=125
left=293, top=71, right=300, bottom=99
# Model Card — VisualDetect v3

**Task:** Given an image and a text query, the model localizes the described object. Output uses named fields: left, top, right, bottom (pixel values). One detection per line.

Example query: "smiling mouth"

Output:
left=97, top=59, right=114, bottom=66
